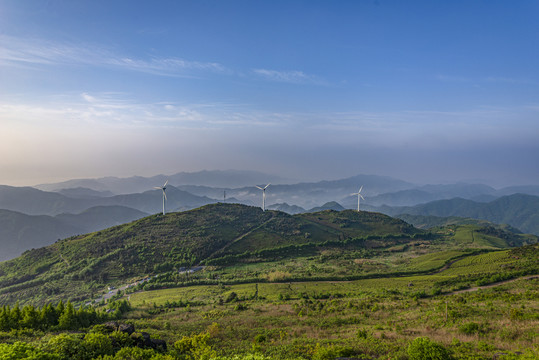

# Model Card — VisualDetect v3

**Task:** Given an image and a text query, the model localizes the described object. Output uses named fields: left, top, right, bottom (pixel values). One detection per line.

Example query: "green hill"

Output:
left=0, top=203, right=535, bottom=306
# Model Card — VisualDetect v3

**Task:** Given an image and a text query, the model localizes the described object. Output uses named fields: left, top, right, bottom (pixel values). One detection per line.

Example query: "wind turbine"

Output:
left=154, top=180, right=168, bottom=215
left=255, top=183, right=270, bottom=211
left=351, top=185, right=365, bottom=212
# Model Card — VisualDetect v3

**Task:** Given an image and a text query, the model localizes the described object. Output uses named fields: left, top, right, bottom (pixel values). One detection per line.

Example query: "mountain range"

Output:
left=383, top=193, right=539, bottom=236
left=1, top=170, right=539, bottom=262
left=35, top=170, right=294, bottom=194
left=0, top=206, right=147, bottom=262
left=0, top=185, right=214, bottom=216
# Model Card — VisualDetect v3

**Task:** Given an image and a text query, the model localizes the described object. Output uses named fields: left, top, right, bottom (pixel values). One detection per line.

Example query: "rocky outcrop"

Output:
left=99, top=322, right=167, bottom=351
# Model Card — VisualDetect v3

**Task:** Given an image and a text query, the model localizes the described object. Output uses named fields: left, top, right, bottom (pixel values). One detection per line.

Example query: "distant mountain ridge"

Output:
left=0, top=206, right=148, bottom=261
left=36, top=172, right=416, bottom=209
left=35, top=170, right=293, bottom=194
left=31, top=171, right=539, bottom=210
left=308, top=201, right=345, bottom=212
left=0, top=185, right=215, bottom=216
left=2, top=172, right=539, bottom=263
left=178, top=174, right=415, bottom=210
left=384, top=193, right=539, bottom=235
left=57, top=187, right=114, bottom=199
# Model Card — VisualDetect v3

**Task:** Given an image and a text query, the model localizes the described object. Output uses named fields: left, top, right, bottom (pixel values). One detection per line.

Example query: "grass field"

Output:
left=116, top=248, right=539, bottom=359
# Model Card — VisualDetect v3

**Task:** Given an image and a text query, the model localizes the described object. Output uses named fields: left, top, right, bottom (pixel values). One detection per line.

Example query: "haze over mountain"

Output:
left=35, top=171, right=539, bottom=211
left=2, top=171, right=539, bottom=262
left=382, top=193, right=539, bottom=236
left=0, top=185, right=214, bottom=216
left=0, top=206, right=147, bottom=261
left=36, top=170, right=293, bottom=195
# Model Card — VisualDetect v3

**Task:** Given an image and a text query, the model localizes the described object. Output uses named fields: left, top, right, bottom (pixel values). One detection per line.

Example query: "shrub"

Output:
left=84, top=332, right=114, bottom=358
left=173, top=332, right=216, bottom=359
left=234, top=303, right=248, bottom=311
left=407, top=337, right=451, bottom=360
left=266, top=271, right=291, bottom=282
left=357, top=328, right=369, bottom=339
left=459, top=322, right=480, bottom=335
left=41, top=333, right=87, bottom=360
left=459, top=322, right=488, bottom=335
left=312, top=343, right=356, bottom=360
left=104, top=346, right=158, bottom=359
left=0, top=341, right=57, bottom=360
left=225, top=292, right=238, bottom=303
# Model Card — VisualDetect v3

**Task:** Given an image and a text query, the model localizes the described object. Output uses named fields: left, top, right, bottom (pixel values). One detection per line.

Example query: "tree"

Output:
left=40, top=303, right=58, bottom=329
left=20, top=304, right=40, bottom=330
left=58, top=302, right=79, bottom=330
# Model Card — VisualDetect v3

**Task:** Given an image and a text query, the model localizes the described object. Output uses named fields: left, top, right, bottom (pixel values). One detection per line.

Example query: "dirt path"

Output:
left=445, top=275, right=538, bottom=295
left=430, top=258, right=461, bottom=275
left=54, top=247, right=70, bottom=267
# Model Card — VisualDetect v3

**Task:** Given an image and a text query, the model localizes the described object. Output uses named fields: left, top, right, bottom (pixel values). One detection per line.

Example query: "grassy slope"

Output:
left=0, top=205, right=419, bottom=305
left=0, top=203, right=536, bottom=307
left=122, top=245, right=539, bottom=359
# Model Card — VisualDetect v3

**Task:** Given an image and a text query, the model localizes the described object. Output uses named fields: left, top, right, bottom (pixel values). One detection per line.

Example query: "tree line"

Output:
left=0, top=300, right=130, bottom=332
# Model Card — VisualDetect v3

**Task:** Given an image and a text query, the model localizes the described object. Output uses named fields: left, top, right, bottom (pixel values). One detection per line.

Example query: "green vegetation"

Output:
left=0, top=204, right=537, bottom=359
left=2, top=204, right=535, bottom=306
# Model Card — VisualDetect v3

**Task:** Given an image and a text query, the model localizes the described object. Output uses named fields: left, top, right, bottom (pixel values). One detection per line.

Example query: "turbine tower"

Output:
left=255, top=183, right=270, bottom=211
left=351, top=185, right=365, bottom=212
left=154, top=180, right=168, bottom=215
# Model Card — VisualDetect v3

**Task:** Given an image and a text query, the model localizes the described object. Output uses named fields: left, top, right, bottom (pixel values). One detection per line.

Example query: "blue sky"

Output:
left=1, top=0, right=538, bottom=187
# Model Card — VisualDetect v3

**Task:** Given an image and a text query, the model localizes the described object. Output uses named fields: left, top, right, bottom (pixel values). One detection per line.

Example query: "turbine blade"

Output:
left=163, top=191, right=167, bottom=201
left=360, top=194, right=365, bottom=200
left=264, top=183, right=271, bottom=189
left=163, top=180, right=169, bottom=187
left=359, top=185, right=363, bottom=193
left=255, top=186, right=263, bottom=190
left=153, top=187, right=162, bottom=190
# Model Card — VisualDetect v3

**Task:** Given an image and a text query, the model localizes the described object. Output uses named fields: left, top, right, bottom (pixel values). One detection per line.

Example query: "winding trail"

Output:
left=445, top=275, right=538, bottom=296
left=53, top=246, right=70, bottom=267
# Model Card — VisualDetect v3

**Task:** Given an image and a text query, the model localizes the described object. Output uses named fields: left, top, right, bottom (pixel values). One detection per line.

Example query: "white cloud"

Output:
left=0, top=35, right=229, bottom=77
left=252, top=68, right=324, bottom=84
left=81, top=93, right=97, bottom=103
left=435, top=74, right=471, bottom=83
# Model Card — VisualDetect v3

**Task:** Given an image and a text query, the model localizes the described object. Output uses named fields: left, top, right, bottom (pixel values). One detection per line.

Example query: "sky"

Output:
left=1, top=0, right=539, bottom=187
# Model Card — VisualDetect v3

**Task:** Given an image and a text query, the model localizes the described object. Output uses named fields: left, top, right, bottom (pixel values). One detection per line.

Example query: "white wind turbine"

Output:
left=255, top=183, right=270, bottom=211
left=351, top=185, right=365, bottom=212
left=154, top=180, right=168, bottom=215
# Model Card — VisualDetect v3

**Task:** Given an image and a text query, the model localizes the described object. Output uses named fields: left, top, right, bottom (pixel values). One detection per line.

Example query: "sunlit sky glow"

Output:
left=1, top=0, right=538, bottom=187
